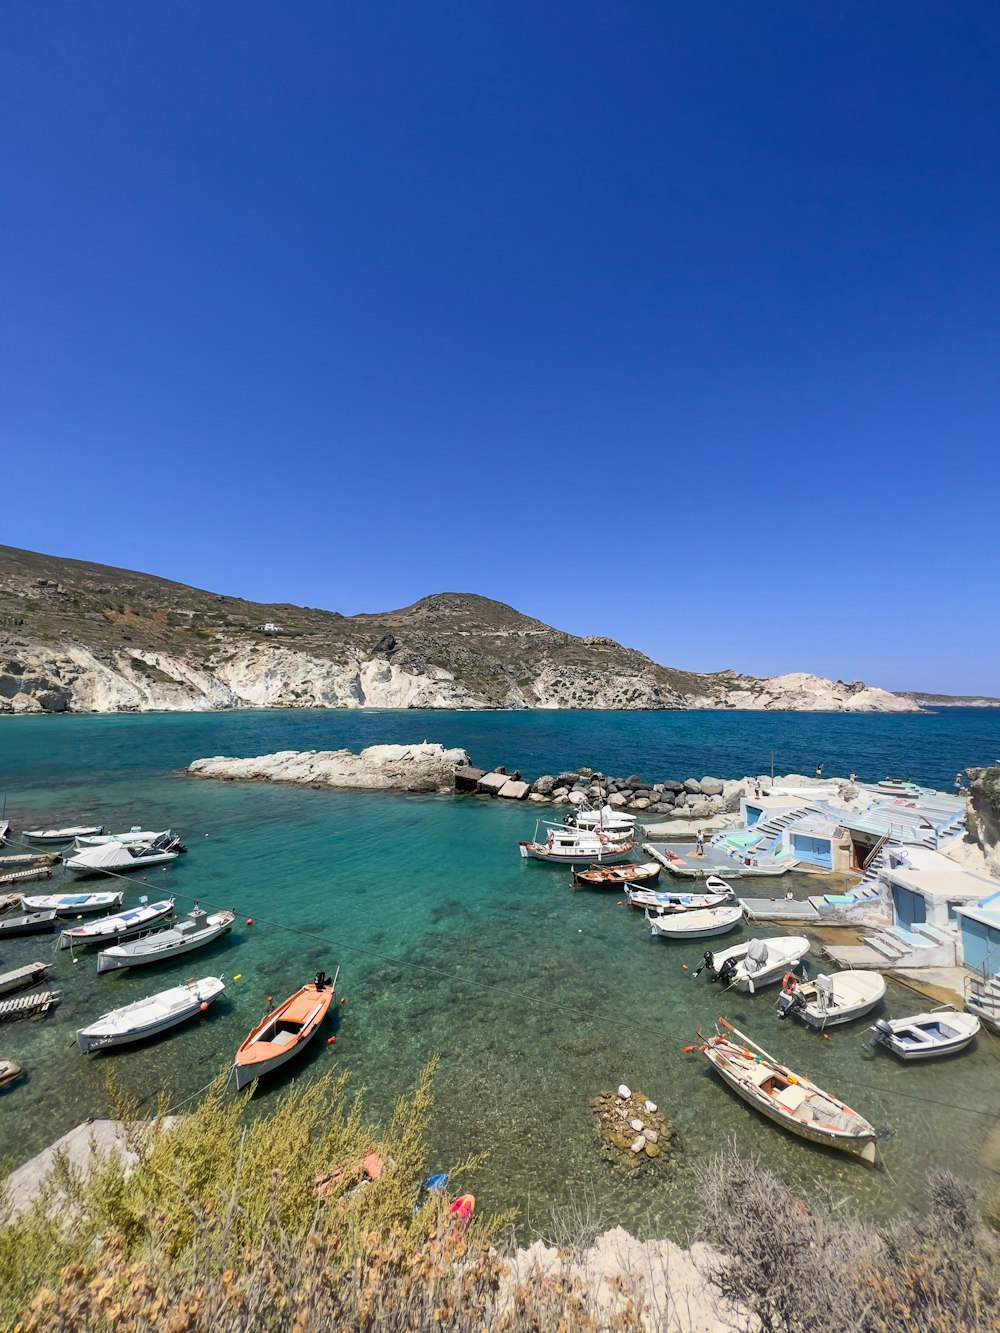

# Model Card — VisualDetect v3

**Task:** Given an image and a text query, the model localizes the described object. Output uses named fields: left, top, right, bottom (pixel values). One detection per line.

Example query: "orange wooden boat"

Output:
left=234, top=968, right=338, bottom=1091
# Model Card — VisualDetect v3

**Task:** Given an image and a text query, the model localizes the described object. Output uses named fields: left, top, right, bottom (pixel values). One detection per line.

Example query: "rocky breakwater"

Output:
left=591, top=1084, right=674, bottom=1176
left=187, top=742, right=470, bottom=794
left=459, top=761, right=746, bottom=821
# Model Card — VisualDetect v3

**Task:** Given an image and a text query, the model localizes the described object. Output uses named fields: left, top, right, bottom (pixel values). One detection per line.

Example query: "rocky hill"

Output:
left=0, top=544, right=916, bottom=714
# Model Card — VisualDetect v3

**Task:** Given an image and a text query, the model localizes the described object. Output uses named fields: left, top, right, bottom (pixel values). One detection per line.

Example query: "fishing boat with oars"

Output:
left=574, top=861, right=661, bottom=888
left=234, top=968, right=339, bottom=1091
left=23, top=825, right=104, bottom=844
left=626, top=885, right=733, bottom=913
left=22, top=891, right=124, bottom=916
left=699, top=1019, right=877, bottom=1165
left=647, top=903, right=744, bottom=939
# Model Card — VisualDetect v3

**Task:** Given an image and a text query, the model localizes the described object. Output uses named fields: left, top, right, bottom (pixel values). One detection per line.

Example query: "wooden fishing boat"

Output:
left=626, top=886, right=732, bottom=913
left=698, top=936, right=810, bottom=992
left=23, top=825, right=103, bottom=844
left=776, top=970, right=886, bottom=1027
left=97, top=904, right=236, bottom=973
left=76, top=977, right=225, bottom=1053
left=647, top=904, right=743, bottom=940
left=59, top=898, right=176, bottom=950
left=234, top=969, right=338, bottom=1091
left=865, top=1008, right=979, bottom=1061
left=0, top=908, right=58, bottom=937
left=700, top=1020, right=877, bottom=1165
left=574, top=861, right=661, bottom=888
left=22, top=891, right=124, bottom=916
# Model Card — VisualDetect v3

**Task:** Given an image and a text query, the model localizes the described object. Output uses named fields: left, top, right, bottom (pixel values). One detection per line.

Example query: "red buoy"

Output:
left=328, top=1035, right=337, bottom=1043
left=246, top=918, right=254, bottom=926
left=682, top=964, right=689, bottom=971
left=199, top=1002, right=208, bottom=1012
left=340, top=996, right=346, bottom=1005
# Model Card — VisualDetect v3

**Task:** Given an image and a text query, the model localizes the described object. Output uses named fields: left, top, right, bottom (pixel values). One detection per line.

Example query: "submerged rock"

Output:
left=591, top=1088, right=674, bottom=1177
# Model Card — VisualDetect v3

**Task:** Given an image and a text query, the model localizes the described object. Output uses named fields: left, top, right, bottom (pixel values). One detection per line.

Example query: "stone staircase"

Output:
left=861, top=920, right=957, bottom=968
left=965, top=973, right=1000, bottom=1030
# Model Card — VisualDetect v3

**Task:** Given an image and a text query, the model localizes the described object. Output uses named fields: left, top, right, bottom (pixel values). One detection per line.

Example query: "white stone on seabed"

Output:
left=645, top=1129, right=659, bottom=1144
left=630, top=1135, right=646, bottom=1154
left=644, top=1100, right=657, bottom=1113
left=617, top=1084, right=631, bottom=1099
left=629, top=1118, right=645, bottom=1133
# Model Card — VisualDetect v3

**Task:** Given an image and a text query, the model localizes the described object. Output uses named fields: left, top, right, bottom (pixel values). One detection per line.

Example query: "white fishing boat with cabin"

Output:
left=76, top=977, right=226, bottom=1053
left=776, top=970, right=886, bottom=1027
left=519, top=820, right=636, bottom=865
left=97, top=904, right=236, bottom=973
left=59, top=898, right=176, bottom=950
left=865, top=1008, right=980, bottom=1061
left=698, top=936, right=810, bottom=992
left=700, top=1020, right=877, bottom=1165
left=647, top=904, right=743, bottom=939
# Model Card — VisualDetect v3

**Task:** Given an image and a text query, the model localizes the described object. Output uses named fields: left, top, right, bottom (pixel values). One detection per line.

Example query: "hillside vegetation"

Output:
left=0, top=545, right=913, bottom=714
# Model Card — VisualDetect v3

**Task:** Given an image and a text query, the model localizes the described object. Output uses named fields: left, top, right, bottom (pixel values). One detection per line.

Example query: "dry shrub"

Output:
left=693, top=1146, right=867, bottom=1332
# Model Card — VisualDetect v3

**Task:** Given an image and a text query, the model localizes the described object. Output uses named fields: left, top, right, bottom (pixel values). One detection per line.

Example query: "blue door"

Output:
left=893, top=885, right=926, bottom=930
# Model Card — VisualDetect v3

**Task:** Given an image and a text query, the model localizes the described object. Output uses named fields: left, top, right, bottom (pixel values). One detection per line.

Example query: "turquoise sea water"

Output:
left=2, top=707, right=1000, bottom=1239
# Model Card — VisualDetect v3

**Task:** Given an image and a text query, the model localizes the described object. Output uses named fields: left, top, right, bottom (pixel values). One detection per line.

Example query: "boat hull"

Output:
left=519, top=840, right=636, bottom=865
left=234, top=978, right=335, bottom=1090
left=0, top=911, right=58, bottom=937
left=649, top=906, right=743, bottom=939
left=23, top=893, right=124, bottom=915
left=97, top=913, right=235, bottom=973
left=708, top=1054, right=877, bottom=1164
left=59, top=899, right=175, bottom=950
left=76, top=978, right=225, bottom=1054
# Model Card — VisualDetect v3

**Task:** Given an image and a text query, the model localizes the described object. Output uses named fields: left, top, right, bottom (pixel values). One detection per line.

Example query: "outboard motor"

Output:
left=314, top=970, right=331, bottom=990
left=718, top=957, right=738, bottom=987
left=776, top=989, right=806, bottom=1020
left=701, top=950, right=717, bottom=979
left=862, top=1018, right=892, bottom=1054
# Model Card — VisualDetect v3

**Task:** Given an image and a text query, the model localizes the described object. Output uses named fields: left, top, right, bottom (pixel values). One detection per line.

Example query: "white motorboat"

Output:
left=570, top=805, right=637, bottom=832
left=647, top=904, right=743, bottom=939
left=65, top=841, right=179, bottom=876
left=23, top=825, right=103, bottom=844
left=59, top=898, right=176, bottom=950
left=698, top=936, right=810, bottom=992
left=74, top=828, right=170, bottom=848
left=700, top=1021, right=877, bottom=1165
left=777, top=970, right=886, bottom=1027
left=97, top=904, right=236, bottom=973
left=626, top=886, right=732, bottom=913
left=865, top=1008, right=980, bottom=1061
left=22, top=891, right=124, bottom=916
left=76, top=977, right=226, bottom=1053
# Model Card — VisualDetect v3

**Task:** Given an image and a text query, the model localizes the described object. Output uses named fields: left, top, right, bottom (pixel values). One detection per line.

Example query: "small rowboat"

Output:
left=23, top=825, right=103, bottom=844
left=0, top=909, right=58, bottom=937
left=647, top=904, right=743, bottom=940
left=97, top=905, right=236, bottom=973
left=777, top=970, right=886, bottom=1028
left=234, top=969, right=338, bottom=1091
left=698, top=936, right=810, bottom=992
left=626, top=886, right=732, bottom=913
left=701, top=1020, right=877, bottom=1165
left=59, top=898, right=176, bottom=950
left=875, top=778, right=921, bottom=798
left=76, top=977, right=225, bottom=1053
left=865, top=1008, right=980, bottom=1061
left=574, top=861, right=661, bottom=888
left=0, top=1059, right=23, bottom=1090
left=22, top=891, right=124, bottom=916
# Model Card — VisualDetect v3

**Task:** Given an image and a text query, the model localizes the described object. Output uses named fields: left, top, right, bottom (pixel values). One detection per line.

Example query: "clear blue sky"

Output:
left=2, top=3, right=998, bottom=693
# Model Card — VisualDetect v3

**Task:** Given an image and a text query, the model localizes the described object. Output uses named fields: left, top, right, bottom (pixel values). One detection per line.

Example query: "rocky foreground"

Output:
left=0, top=543, right=917, bottom=714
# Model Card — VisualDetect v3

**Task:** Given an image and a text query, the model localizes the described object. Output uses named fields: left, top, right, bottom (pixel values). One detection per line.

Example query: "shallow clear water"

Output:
left=2, top=708, right=1000, bottom=1240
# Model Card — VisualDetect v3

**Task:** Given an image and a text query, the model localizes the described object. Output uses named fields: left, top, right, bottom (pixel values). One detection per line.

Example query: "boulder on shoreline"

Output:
left=187, top=742, right=470, bottom=793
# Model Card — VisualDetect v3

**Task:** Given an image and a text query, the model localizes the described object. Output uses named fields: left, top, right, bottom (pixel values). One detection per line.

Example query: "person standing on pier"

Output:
left=695, top=829, right=705, bottom=857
